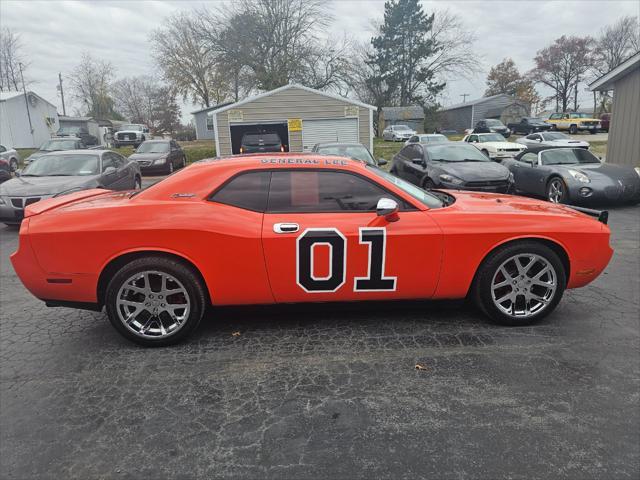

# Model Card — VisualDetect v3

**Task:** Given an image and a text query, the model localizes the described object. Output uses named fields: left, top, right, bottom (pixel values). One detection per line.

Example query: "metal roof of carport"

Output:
left=206, top=83, right=377, bottom=116
left=589, top=51, right=640, bottom=91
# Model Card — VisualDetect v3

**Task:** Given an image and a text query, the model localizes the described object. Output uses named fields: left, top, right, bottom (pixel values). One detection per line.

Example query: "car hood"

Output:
left=437, top=161, right=510, bottom=181
left=479, top=142, right=524, bottom=150
left=129, top=153, right=167, bottom=161
left=545, top=140, right=589, bottom=147
left=0, top=175, right=98, bottom=196
left=26, top=151, right=49, bottom=161
left=555, top=163, right=639, bottom=182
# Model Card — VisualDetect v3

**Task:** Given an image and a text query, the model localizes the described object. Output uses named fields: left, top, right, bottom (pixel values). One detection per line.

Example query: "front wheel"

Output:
left=569, top=125, right=578, bottom=134
left=472, top=242, right=566, bottom=326
left=546, top=177, right=568, bottom=204
left=105, top=256, right=207, bottom=347
left=134, top=176, right=141, bottom=190
left=9, top=158, right=18, bottom=172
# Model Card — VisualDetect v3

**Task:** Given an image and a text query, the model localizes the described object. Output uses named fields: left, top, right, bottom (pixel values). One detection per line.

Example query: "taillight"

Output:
left=239, top=147, right=244, bottom=153
left=280, top=145, right=285, bottom=152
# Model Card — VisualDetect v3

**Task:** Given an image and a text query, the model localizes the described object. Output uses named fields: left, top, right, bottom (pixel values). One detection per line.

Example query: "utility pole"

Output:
left=460, top=93, right=470, bottom=103
left=58, top=72, right=66, bottom=116
left=19, top=62, right=34, bottom=134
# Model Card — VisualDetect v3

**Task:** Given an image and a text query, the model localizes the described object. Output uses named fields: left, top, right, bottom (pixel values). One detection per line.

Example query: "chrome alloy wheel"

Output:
left=116, top=270, right=190, bottom=338
left=548, top=179, right=564, bottom=203
left=491, top=254, right=557, bottom=318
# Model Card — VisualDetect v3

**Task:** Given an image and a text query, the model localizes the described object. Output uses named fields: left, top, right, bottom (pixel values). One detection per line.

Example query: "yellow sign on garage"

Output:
left=288, top=118, right=302, bottom=132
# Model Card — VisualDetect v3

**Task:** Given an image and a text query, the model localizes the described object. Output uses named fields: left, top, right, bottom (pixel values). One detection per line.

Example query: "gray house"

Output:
left=439, top=94, right=530, bottom=133
left=589, top=51, right=639, bottom=166
left=381, top=106, right=424, bottom=133
left=204, top=84, right=376, bottom=156
left=192, top=102, right=233, bottom=140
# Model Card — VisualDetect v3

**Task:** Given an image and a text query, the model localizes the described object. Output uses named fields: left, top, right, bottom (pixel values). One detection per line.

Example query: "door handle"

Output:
left=273, top=223, right=299, bottom=234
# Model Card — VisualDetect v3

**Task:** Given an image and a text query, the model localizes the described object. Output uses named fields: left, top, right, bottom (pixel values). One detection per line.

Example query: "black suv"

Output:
left=239, top=132, right=284, bottom=154
left=472, top=119, right=511, bottom=138
left=56, top=126, right=98, bottom=146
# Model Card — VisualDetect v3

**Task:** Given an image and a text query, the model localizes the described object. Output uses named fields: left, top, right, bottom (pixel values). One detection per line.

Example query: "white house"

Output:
left=0, top=91, right=59, bottom=148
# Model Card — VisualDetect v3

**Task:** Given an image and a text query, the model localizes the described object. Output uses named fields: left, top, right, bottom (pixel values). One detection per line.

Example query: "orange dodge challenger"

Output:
left=11, top=154, right=613, bottom=346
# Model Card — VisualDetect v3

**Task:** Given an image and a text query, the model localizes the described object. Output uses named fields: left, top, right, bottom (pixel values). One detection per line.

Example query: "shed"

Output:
left=0, top=91, right=59, bottom=148
left=381, top=106, right=424, bottom=133
left=439, top=94, right=530, bottom=133
left=589, top=52, right=640, bottom=166
left=58, top=116, right=100, bottom=137
left=192, top=102, right=233, bottom=140
left=206, top=84, right=376, bottom=156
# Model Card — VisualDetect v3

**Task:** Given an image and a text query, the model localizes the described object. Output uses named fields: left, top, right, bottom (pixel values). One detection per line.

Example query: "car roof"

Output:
left=49, top=136, right=82, bottom=140
left=142, top=139, right=170, bottom=143
left=41, top=149, right=104, bottom=155
left=315, top=142, right=365, bottom=148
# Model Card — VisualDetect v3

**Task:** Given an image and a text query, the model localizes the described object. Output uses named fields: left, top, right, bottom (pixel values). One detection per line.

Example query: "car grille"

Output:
left=117, top=133, right=137, bottom=140
left=10, top=197, right=41, bottom=208
left=465, top=180, right=509, bottom=188
left=582, top=121, right=599, bottom=126
left=137, top=160, right=152, bottom=166
left=503, top=148, right=522, bottom=152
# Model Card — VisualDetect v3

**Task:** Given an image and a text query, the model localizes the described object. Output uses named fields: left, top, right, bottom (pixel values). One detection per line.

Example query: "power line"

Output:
left=460, top=93, right=470, bottom=103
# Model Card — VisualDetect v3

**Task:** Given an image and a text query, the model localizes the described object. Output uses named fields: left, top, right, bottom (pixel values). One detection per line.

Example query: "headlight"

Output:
left=0, top=197, right=5, bottom=206
left=53, top=187, right=87, bottom=198
left=568, top=169, right=590, bottom=183
left=439, top=174, right=464, bottom=185
left=634, top=167, right=640, bottom=178
left=153, top=157, right=168, bottom=165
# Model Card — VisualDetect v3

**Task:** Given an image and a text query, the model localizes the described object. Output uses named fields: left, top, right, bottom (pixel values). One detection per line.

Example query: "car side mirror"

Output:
left=377, top=158, right=388, bottom=166
left=376, top=197, right=399, bottom=222
left=103, top=166, right=116, bottom=175
left=411, top=157, right=425, bottom=166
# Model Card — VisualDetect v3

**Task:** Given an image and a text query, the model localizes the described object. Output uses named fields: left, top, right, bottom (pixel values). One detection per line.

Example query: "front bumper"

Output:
left=439, top=180, right=513, bottom=193
left=115, top=137, right=142, bottom=146
left=567, top=180, right=640, bottom=205
left=0, top=195, right=52, bottom=224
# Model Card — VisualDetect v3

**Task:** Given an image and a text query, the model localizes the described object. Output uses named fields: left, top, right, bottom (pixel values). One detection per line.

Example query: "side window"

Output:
left=409, top=136, right=417, bottom=143
left=525, top=134, right=537, bottom=140
left=110, top=152, right=124, bottom=167
left=0, top=145, right=6, bottom=153
left=101, top=153, right=115, bottom=171
left=267, top=171, right=407, bottom=213
left=519, top=152, right=538, bottom=165
left=210, top=171, right=270, bottom=212
left=399, top=146, right=413, bottom=158
left=549, top=114, right=559, bottom=120
left=468, top=135, right=478, bottom=143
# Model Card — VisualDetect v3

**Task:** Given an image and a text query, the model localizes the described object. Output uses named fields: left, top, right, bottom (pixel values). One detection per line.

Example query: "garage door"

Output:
left=302, top=118, right=359, bottom=151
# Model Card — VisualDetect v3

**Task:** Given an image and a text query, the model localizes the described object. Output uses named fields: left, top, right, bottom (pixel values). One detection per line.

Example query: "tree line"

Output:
left=1, top=0, right=638, bottom=133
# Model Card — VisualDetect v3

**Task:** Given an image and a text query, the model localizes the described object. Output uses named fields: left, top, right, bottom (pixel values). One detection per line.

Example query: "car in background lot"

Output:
left=24, top=137, right=88, bottom=166
left=0, top=150, right=141, bottom=226
left=463, top=133, right=526, bottom=161
left=600, top=113, right=611, bottom=132
left=390, top=142, right=514, bottom=193
left=114, top=124, right=151, bottom=148
left=507, top=117, right=553, bottom=135
left=239, top=131, right=285, bottom=153
left=472, top=119, right=511, bottom=138
left=382, top=124, right=416, bottom=142
left=517, top=132, right=590, bottom=150
left=129, top=140, right=186, bottom=174
left=404, top=134, right=449, bottom=145
left=0, top=144, right=19, bottom=172
left=503, top=146, right=640, bottom=205
left=311, top=142, right=386, bottom=166
left=56, top=125, right=98, bottom=146
left=546, top=112, right=601, bottom=134
left=0, top=158, right=11, bottom=183
left=10, top=153, right=614, bottom=346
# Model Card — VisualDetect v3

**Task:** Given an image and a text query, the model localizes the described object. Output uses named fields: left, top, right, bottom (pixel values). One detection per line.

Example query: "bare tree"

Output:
left=68, top=53, right=119, bottom=118
left=150, top=12, right=222, bottom=108
left=531, top=36, right=593, bottom=112
left=0, top=28, right=28, bottom=92
left=593, top=15, right=640, bottom=75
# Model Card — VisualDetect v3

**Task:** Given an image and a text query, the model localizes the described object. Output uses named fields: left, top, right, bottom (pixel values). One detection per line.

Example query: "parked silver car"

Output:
left=516, top=131, right=590, bottom=150
left=404, top=134, right=449, bottom=146
left=382, top=124, right=416, bottom=141
left=0, top=144, right=19, bottom=172
left=0, top=149, right=141, bottom=226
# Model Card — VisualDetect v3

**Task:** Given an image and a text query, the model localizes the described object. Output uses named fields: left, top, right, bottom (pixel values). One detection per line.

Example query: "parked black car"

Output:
left=390, top=142, right=514, bottom=193
left=56, top=126, right=98, bottom=146
left=311, top=142, right=386, bottom=166
left=504, top=146, right=640, bottom=205
left=507, top=117, right=553, bottom=135
left=128, top=140, right=186, bottom=175
left=472, top=119, right=511, bottom=138
left=240, top=131, right=285, bottom=154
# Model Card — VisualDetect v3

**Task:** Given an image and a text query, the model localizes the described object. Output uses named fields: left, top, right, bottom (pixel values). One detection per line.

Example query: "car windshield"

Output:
left=242, top=133, right=281, bottom=146
left=58, top=126, right=82, bottom=134
left=136, top=142, right=169, bottom=153
left=394, top=125, right=411, bottom=131
left=485, top=119, right=504, bottom=127
left=121, top=125, right=143, bottom=131
left=40, top=139, right=79, bottom=151
left=569, top=113, right=592, bottom=119
left=427, top=144, right=491, bottom=162
left=21, top=154, right=99, bottom=176
left=526, top=118, right=545, bottom=123
left=419, top=135, right=448, bottom=143
left=542, top=132, right=568, bottom=140
left=317, top=145, right=375, bottom=164
left=540, top=149, right=600, bottom=165
left=478, top=133, right=507, bottom=143
left=367, top=166, right=443, bottom=208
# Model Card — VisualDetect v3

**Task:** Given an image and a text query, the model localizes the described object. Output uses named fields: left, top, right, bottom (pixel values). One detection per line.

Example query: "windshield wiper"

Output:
left=46, top=174, right=73, bottom=176
left=461, top=159, right=487, bottom=162
left=431, top=159, right=454, bottom=162
left=19, top=174, right=40, bottom=177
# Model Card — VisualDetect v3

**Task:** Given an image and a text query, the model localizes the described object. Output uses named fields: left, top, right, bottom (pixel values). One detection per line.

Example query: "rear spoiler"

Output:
left=567, top=205, right=609, bottom=224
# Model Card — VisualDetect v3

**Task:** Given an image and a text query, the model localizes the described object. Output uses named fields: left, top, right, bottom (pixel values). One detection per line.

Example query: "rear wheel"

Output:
left=569, top=124, right=578, bottom=134
left=104, top=256, right=207, bottom=347
left=166, top=160, right=174, bottom=175
left=472, top=242, right=566, bottom=326
left=546, top=177, right=568, bottom=204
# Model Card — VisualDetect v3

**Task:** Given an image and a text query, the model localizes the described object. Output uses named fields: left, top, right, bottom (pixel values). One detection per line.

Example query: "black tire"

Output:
left=471, top=241, right=566, bottom=326
left=182, top=156, right=187, bottom=168
left=546, top=176, right=568, bottom=204
left=569, top=124, right=578, bottom=134
left=422, top=177, right=436, bottom=189
left=9, top=158, right=18, bottom=172
left=104, top=256, right=207, bottom=347
left=165, top=159, right=174, bottom=175
left=134, top=176, right=141, bottom=190
left=589, top=130, right=598, bottom=135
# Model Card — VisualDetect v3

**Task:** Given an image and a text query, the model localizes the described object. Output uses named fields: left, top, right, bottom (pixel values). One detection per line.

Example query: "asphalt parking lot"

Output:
left=0, top=199, right=638, bottom=479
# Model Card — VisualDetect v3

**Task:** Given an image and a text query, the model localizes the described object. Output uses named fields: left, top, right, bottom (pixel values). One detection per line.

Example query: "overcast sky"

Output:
left=2, top=0, right=639, bottom=122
